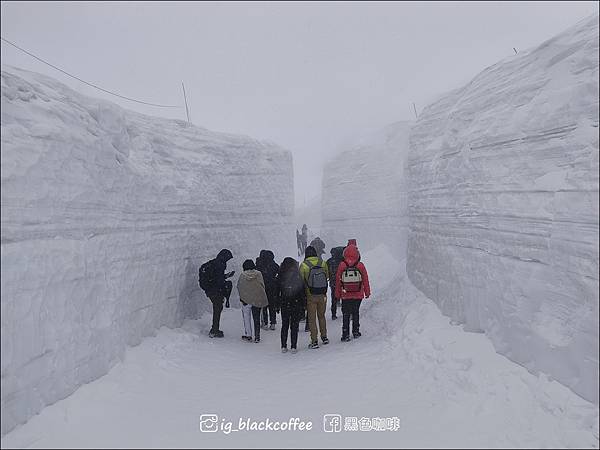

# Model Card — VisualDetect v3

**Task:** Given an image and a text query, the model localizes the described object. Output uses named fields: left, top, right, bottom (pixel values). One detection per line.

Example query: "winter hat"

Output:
left=305, top=246, right=317, bottom=258
left=242, top=259, right=256, bottom=271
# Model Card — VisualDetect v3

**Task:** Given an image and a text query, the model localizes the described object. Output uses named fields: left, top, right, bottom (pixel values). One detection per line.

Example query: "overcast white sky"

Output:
left=1, top=1, right=598, bottom=208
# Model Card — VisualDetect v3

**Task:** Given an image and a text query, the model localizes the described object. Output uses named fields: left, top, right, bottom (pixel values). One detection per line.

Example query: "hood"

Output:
left=259, top=249, right=274, bottom=261
left=279, top=257, right=298, bottom=274
left=343, top=244, right=360, bottom=267
left=240, top=269, right=261, bottom=280
left=330, top=246, right=345, bottom=258
left=217, top=249, right=233, bottom=262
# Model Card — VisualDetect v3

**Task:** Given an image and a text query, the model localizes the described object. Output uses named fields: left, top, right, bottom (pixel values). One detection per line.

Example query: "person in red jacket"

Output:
left=335, top=243, right=371, bottom=341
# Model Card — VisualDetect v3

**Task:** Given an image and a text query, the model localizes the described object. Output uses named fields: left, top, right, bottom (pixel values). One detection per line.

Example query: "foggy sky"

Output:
left=2, top=1, right=598, bottom=209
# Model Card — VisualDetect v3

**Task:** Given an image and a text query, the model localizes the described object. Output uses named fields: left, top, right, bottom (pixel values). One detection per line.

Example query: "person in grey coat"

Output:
left=236, top=259, right=269, bottom=342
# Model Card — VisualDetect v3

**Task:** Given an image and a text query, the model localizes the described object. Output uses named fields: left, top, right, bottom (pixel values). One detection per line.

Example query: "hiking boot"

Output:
left=341, top=335, right=351, bottom=342
left=242, top=335, right=252, bottom=341
left=209, top=330, right=217, bottom=338
left=308, top=341, right=320, bottom=349
left=353, top=332, right=361, bottom=338
left=291, top=348, right=298, bottom=354
left=281, top=347, right=288, bottom=353
left=332, top=314, right=337, bottom=320
left=254, top=337, right=260, bottom=343
left=261, top=324, right=269, bottom=331
left=269, top=324, right=276, bottom=331
left=215, top=330, right=224, bottom=338
left=322, top=337, right=329, bottom=345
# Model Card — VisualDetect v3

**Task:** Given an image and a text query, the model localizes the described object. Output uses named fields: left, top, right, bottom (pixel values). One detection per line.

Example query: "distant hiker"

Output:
left=335, top=243, right=371, bottom=342
left=296, top=230, right=302, bottom=257
left=256, top=250, right=280, bottom=330
left=326, top=246, right=345, bottom=320
left=277, top=257, right=306, bottom=353
left=198, top=249, right=235, bottom=338
left=237, top=259, right=269, bottom=343
left=300, top=224, right=308, bottom=254
left=309, top=236, right=326, bottom=258
left=300, top=246, right=329, bottom=348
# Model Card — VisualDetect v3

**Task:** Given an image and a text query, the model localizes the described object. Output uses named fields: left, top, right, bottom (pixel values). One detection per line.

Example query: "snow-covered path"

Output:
left=1, top=248, right=598, bottom=448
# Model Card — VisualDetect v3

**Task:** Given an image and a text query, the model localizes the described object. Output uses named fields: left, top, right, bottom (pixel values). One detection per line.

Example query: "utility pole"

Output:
left=412, top=102, right=418, bottom=119
left=182, top=82, right=191, bottom=125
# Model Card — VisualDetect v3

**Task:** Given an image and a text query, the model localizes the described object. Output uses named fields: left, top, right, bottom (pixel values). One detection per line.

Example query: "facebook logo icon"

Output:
left=323, top=414, right=342, bottom=433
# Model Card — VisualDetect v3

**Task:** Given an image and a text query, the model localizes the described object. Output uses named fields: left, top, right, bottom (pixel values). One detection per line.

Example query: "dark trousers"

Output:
left=251, top=306, right=262, bottom=340
left=330, top=287, right=339, bottom=317
left=209, top=295, right=224, bottom=333
left=341, top=299, right=362, bottom=337
left=261, top=303, right=277, bottom=325
left=281, top=308, right=301, bottom=349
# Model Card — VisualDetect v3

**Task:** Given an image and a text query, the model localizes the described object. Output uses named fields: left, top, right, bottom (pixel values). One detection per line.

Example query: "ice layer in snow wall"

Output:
left=321, top=121, right=412, bottom=257
left=406, top=16, right=599, bottom=403
left=0, top=67, right=294, bottom=434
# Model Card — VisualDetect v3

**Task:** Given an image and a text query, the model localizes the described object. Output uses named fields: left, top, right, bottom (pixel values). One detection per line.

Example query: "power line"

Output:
left=1, top=37, right=182, bottom=108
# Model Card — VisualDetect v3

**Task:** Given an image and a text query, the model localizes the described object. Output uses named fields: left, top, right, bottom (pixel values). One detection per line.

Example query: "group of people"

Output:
left=198, top=238, right=371, bottom=353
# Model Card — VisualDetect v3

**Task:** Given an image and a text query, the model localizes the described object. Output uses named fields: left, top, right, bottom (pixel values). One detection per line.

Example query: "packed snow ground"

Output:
left=2, top=245, right=597, bottom=449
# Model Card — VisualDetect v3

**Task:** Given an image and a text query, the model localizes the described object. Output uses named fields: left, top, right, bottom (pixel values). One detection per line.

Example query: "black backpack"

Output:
left=198, top=261, right=215, bottom=292
left=280, top=270, right=305, bottom=300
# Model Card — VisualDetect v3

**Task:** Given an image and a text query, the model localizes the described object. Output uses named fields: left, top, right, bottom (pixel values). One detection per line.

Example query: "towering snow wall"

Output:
left=320, top=121, right=412, bottom=257
left=0, top=67, right=294, bottom=434
left=407, top=15, right=599, bottom=403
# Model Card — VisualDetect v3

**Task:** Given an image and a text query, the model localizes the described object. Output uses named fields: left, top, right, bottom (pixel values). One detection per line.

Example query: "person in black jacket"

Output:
left=256, top=249, right=280, bottom=330
left=199, top=249, right=234, bottom=338
left=326, top=246, right=345, bottom=320
left=277, top=257, right=306, bottom=353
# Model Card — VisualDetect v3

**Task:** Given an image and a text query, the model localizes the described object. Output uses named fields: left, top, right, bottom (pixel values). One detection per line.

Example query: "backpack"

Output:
left=198, top=261, right=215, bottom=292
left=341, top=265, right=362, bottom=293
left=280, top=270, right=305, bottom=300
left=305, top=259, right=328, bottom=295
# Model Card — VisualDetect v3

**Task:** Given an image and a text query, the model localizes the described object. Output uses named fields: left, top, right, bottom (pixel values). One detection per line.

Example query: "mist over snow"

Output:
left=0, top=3, right=599, bottom=449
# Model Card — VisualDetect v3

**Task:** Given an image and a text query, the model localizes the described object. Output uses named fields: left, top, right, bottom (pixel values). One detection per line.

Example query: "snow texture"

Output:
left=0, top=66, right=295, bottom=435
left=1, top=245, right=598, bottom=448
left=320, top=121, right=412, bottom=256
left=406, top=15, right=599, bottom=404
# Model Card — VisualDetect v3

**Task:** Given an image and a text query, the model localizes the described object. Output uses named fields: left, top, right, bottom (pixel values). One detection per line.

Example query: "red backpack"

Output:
left=341, top=264, right=362, bottom=293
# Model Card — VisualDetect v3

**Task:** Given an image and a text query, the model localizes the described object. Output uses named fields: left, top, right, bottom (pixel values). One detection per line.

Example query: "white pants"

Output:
left=241, top=303, right=253, bottom=337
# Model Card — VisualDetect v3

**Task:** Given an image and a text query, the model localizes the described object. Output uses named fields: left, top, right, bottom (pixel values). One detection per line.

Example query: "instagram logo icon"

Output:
left=199, top=414, right=219, bottom=433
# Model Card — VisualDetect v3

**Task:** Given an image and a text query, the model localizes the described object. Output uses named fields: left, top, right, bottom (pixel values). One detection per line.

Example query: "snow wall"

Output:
left=407, top=15, right=599, bottom=404
left=0, top=67, right=295, bottom=434
left=320, top=121, right=412, bottom=257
